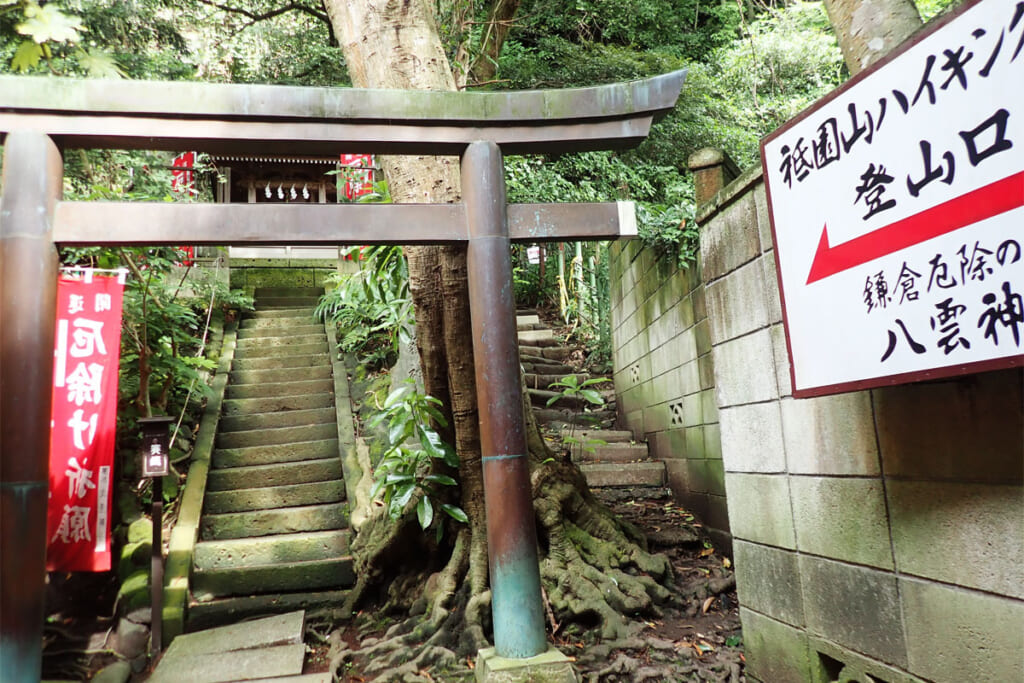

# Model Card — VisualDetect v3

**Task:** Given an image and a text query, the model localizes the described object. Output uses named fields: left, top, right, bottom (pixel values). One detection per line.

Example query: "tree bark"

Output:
left=823, top=0, right=923, bottom=76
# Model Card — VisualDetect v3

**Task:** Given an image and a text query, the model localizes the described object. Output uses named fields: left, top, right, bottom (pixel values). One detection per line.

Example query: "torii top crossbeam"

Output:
left=0, top=70, right=686, bottom=680
left=0, top=70, right=686, bottom=155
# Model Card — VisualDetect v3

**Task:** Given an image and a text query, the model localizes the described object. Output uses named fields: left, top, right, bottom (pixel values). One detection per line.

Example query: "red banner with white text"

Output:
left=47, top=275, right=125, bottom=572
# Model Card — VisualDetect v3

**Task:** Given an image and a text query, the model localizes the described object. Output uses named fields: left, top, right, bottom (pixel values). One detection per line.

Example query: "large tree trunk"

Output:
left=823, top=0, right=923, bottom=76
left=323, top=2, right=678, bottom=678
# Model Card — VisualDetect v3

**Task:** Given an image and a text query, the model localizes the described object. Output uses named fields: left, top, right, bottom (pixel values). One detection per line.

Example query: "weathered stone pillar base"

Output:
left=475, top=646, right=580, bottom=683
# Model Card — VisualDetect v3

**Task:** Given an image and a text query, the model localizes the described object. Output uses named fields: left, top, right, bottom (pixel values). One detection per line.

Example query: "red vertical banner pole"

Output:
left=0, top=131, right=62, bottom=683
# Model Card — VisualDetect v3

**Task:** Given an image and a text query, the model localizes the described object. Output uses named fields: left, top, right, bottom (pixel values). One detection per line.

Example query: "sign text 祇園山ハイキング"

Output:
left=762, top=0, right=1023, bottom=397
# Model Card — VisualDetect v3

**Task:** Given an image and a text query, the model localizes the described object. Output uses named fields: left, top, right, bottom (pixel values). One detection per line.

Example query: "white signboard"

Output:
left=762, top=0, right=1023, bottom=397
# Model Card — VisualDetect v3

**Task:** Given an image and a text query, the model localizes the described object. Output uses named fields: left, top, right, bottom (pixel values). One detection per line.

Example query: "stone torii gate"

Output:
left=0, top=71, right=685, bottom=681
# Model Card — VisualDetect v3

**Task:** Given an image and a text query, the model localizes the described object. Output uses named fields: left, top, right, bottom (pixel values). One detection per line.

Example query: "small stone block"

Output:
left=476, top=646, right=580, bottom=683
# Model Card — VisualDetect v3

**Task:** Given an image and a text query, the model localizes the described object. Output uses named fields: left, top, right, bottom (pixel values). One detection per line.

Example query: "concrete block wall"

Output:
left=696, top=155, right=1024, bottom=683
left=608, top=239, right=727, bottom=550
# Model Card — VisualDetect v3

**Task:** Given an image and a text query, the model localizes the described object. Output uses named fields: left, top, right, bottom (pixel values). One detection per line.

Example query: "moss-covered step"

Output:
left=228, top=365, right=332, bottom=386
left=517, top=328, right=554, bottom=343
left=236, top=324, right=325, bottom=339
left=518, top=345, right=572, bottom=360
left=232, top=341, right=329, bottom=359
left=229, top=353, right=331, bottom=372
left=571, top=442, right=650, bottom=463
left=192, top=556, right=355, bottom=599
left=254, top=297, right=322, bottom=308
left=212, top=439, right=339, bottom=469
left=219, top=406, right=337, bottom=434
left=225, top=377, right=333, bottom=400
left=194, top=529, right=351, bottom=570
left=200, top=501, right=349, bottom=540
left=249, top=307, right=318, bottom=320
left=221, top=392, right=335, bottom=417
left=580, top=462, right=666, bottom=487
left=215, top=422, right=337, bottom=450
left=560, top=428, right=636, bottom=443
left=235, top=333, right=327, bottom=351
left=240, top=314, right=316, bottom=329
left=206, top=457, right=342, bottom=491
left=187, top=590, right=350, bottom=632
left=204, top=479, right=345, bottom=514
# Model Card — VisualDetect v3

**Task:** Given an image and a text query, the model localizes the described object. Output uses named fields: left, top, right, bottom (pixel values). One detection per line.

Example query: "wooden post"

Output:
left=0, top=131, right=62, bottom=683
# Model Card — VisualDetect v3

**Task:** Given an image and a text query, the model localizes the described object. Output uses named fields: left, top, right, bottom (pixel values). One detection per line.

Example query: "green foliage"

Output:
left=316, top=245, right=413, bottom=369
left=545, top=375, right=609, bottom=408
left=367, top=381, right=466, bottom=534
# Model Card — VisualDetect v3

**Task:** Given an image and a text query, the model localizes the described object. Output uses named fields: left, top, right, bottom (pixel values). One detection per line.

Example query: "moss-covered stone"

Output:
left=127, top=517, right=152, bottom=544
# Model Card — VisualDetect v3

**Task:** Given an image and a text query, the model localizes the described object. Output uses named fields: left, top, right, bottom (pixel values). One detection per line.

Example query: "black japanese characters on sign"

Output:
left=762, top=0, right=1024, bottom=397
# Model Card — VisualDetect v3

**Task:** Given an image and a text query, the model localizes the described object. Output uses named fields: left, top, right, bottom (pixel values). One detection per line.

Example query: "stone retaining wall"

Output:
left=695, top=151, right=1023, bottom=683
left=609, top=239, right=728, bottom=551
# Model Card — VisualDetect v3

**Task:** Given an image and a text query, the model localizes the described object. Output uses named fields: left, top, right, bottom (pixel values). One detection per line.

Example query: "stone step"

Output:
left=520, top=359, right=576, bottom=375
left=519, top=345, right=571, bottom=361
left=213, top=439, right=339, bottom=469
left=250, top=307, right=317, bottom=319
left=572, top=442, right=650, bottom=463
left=516, top=313, right=540, bottom=326
left=235, top=333, right=327, bottom=350
left=528, top=388, right=590, bottom=410
left=187, top=590, right=350, bottom=633
left=233, top=341, right=330, bottom=359
left=192, top=556, right=356, bottom=600
left=229, top=365, right=333, bottom=386
left=561, top=428, right=636, bottom=443
left=237, top=324, right=325, bottom=339
left=255, top=297, right=322, bottom=308
left=195, top=529, right=351, bottom=570
left=524, top=373, right=589, bottom=390
left=215, top=422, right=337, bottom=449
left=207, top=457, right=342, bottom=491
left=230, top=353, right=332, bottom=372
left=225, top=377, right=334, bottom=400
left=532, top=407, right=617, bottom=427
left=200, top=501, right=349, bottom=540
left=220, top=406, right=337, bottom=433
left=254, top=287, right=323, bottom=298
left=518, top=328, right=554, bottom=343
left=580, top=462, right=666, bottom=488
left=204, top=479, right=345, bottom=514
left=222, top=393, right=336, bottom=417
left=240, top=314, right=316, bottom=330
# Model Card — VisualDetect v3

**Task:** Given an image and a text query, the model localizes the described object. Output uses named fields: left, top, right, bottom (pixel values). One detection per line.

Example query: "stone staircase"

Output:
left=188, top=287, right=353, bottom=630
left=516, top=311, right=666, bottom=490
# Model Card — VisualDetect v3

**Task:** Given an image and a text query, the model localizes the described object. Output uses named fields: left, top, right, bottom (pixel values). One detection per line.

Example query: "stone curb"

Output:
left=163, top=321, right=237, bottom=646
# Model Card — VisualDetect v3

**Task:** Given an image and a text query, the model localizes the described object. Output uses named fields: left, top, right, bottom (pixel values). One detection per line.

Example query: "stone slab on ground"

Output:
left=152, top=612, right=306, bottom=683
left=187, top=591, right=350, bottom=632
left=476, top=646, right=580, bottom=683
left=151, top=643, right=306, bottom=682
left=165, top=610, right=305, bottom=655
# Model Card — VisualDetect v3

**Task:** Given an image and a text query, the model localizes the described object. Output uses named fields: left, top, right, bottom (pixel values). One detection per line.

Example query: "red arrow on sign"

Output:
left=806, top=170, right=1024, bottom=284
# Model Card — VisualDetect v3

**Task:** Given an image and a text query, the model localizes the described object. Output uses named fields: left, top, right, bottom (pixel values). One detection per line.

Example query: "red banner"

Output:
left=339, top=153, right=375, bottom=200
left=47, top=275, right=125, bottom=572
left=171, top=151, right=196, bottom=196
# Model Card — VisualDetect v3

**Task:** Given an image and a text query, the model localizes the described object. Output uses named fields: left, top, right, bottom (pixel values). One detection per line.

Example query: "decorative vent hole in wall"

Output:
left=819, top=652, right=890, bottom=683
left=629, top=363, right=641, bottom=384
left=669, top=401, right=685, bottom=427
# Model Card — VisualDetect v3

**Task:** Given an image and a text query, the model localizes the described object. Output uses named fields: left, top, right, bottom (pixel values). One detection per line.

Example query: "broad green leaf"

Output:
left=11, top=40, right=43, bottom=72
left=385, top=473, right=415, bottom=484
left=76, top=49, right=126, bottom=79
left=416, top=496, right=434, bottom=529
left=17, top=3, right=85, bottom=44
left=393, top=482, right=417, bottom=510
left=383, top=386, right=408, bottom=408
left=423, top=474, right=457, bottom=487
left=440, top=503, right=469, bottom=524
left=441, top=444, right=458, bottom=468
left=580, top=389, right=604, bottom=405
